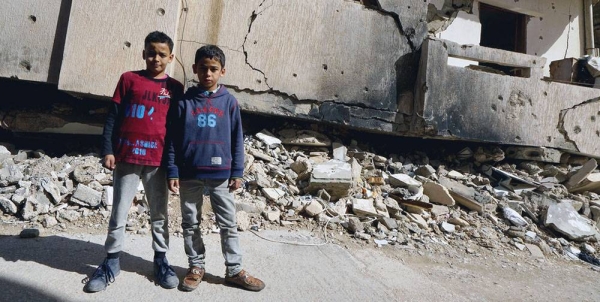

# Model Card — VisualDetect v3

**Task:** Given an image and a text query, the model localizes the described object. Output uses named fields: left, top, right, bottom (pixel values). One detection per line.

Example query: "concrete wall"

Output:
left=171, top=0, right=427, bottom=133
left=58, top=0, right=181, bottom=97
left=415, top=38, right=600, bottom=156
left=435, top=0, right=586, bottom=76
left=0, top=0, right=67, bottom=83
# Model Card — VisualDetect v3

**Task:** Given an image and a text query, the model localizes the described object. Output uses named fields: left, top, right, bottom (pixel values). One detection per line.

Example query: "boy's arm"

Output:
left=165, top=98, right=181, bottom=184
left=101, top=102, right=119, bottom=170
left=229, top=98, right=244, bottom=181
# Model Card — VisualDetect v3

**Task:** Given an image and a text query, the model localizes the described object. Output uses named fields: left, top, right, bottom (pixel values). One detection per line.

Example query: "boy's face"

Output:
left=143, top=42, right=173, bottom=78
left=193, top=57, right=225, bottom=91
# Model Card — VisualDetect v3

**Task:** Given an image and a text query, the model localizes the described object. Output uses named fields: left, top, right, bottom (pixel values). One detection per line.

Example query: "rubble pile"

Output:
left=2, top=127, right=600, bottom=264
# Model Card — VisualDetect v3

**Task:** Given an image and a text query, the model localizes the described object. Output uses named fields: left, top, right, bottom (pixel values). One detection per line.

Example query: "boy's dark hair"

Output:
left=195, top=45, right=226, bottom=67
left=144, top=31, right=174, bottom=53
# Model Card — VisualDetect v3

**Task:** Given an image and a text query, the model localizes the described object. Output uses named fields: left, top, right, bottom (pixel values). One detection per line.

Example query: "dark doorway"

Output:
left=479, top=3, right=528, bottom=76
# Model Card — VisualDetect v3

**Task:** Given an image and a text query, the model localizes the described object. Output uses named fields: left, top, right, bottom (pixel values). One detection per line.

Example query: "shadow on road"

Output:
left=0, top=234, right=226, bottom=290
left=0, top=234, right=195, bottom=286
left=0, top=275, right=64, bottom=302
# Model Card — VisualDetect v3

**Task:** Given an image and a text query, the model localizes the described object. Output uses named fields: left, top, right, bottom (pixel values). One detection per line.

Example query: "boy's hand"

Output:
left=228, top=178, right=242, bottom=192
left=103, top=154, right=116, bottom=170
left=168, top=179, right=180, bottom=194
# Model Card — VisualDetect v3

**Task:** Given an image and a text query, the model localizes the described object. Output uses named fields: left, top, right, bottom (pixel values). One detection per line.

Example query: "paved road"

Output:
left=0, top=229, right=468, bottom=302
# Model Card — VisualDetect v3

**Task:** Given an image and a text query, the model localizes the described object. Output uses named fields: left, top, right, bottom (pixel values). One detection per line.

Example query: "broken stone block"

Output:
left=388, top=173, right=422, bottom=188
left=0, top=185, right=17, bottom=194
left=73, top=164, right=99, bottom=184
left=407, top=213, right=428, bottom=229
left=565, top=159, right=597, bottom=190
left=0, top=161, right=24, bottom=184
left=42, top=215, right=58, bottom=228
left=249, top=149, right=274, bottom=162
left=102, top=186, right=113, bottom=206
left=235, top=199, right=266, bottom=214
left=290, top=157, right=312, bottom=174
left=261, top=188, right=286, bottom=202
left=347, top=216, right=364, bottom=233
left=430, top=204, right=449, bottom=218
left=352, top=198, right=378, bottom=217
left=378, top=216, right=398, bottom=230
left=544, top=202, right=599, bottom=241
left=414, top=165, right=436, bottom=178
left=256, top=129, right=282, bottom=148
left=382, top=196, right=401, bottom=215
left=70, top=184, right=102, bottom=208
left=58, top=209, right=81, bottom=222
left=40, top=178, right=61, bottom=204
left=0, top=146, right=11, bottom=160
left=303, top=199, right=324, bottom=217
left=262, top=208, right=281, bottom=222
left=570, top=172, right=600, bottom=194
left=332, top=142, right=347, bottom=161
left=354, top=232, right=371, bottom=241
left=0, top=196, right=17, bottom=214
left=306, top=160, right=352, bottom=201
left=423, top=182, right=455, bottom=206
left=20, top=198, right=37, bottom=221
left=236, top=211, right=250, bottom=231
left=34, top=192, right=51, bottom=215
left=446, top=170, right=465, bottom=180
left=448, top=216, right=469, bottom=227
left=439, top=177, right=485, bottom=213
left=440, top=222, right=455, bottom=233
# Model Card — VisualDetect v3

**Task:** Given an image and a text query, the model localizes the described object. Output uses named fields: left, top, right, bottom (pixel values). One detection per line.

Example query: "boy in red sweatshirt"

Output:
left=166, top=45, right=265, bottom=292
left=84, top=31, right=183, bottom=293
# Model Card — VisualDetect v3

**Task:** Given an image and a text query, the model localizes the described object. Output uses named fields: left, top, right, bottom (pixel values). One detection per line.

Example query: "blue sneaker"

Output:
left=154, top=257, right=178, bottom=289
left=83, top=258, right=120, bottom=293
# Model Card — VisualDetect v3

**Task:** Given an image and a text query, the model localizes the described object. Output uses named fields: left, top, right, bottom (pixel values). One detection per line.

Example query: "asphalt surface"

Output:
left=0, top=229, right=466, bottom=302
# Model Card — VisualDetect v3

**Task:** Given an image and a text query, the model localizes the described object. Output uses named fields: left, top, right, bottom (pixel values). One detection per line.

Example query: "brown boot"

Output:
left=224, top=270, right=265, bottom=292
left=180, top=267, right=205, bottom=292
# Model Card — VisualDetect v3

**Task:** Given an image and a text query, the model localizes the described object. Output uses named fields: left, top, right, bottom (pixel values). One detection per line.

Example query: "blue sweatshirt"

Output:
left=166, top=85, right=244, bottom=180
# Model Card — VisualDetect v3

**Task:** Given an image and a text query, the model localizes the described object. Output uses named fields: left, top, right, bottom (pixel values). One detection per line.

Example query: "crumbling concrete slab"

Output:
left=352, top=198, right=378, bottom=217
left=423, top=181, right=455, bottom=206
left=389, top=174, right=422, bottom=188
left=570, top=173, right=600, bottom=194
left=306, top=160, right=352, bottom=201
left=70, top=184, right=102, bottom=208
left=565, top=159, right=598, bottom=190
left=544, top=202, right=599, bottom=241
left=438, top=177, right=484, bottom=213
left=414, top=38, right=600, bottom=154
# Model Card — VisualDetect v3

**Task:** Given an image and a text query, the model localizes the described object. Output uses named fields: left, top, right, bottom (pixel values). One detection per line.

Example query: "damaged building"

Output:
left=2, top=0, right=600, bottom=158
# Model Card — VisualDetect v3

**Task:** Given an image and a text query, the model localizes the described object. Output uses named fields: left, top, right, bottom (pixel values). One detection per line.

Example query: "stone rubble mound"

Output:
left=1, top=127, right=600, bottom=263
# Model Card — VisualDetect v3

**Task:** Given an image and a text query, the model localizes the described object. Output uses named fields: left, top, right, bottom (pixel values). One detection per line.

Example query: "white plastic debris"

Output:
left=502, top=206, right=529, bottom=227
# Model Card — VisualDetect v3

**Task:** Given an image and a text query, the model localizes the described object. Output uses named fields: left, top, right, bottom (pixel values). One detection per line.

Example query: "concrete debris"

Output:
left=544, top=202, right=599, bottom=241
left=505, top=146, right=564, bottom=164
left=565, top=159, right=598, bottom=190
left=2, top=126, right=600, bottom=263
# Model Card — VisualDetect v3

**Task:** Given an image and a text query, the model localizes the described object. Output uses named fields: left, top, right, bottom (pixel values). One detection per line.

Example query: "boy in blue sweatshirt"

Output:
left=166, top=45, right=265, bottom=292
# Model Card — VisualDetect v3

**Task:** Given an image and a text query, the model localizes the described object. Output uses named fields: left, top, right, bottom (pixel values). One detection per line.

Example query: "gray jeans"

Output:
left=105, top=162, right=170, bottom=254
left=179, top=178, right=242, bottom=277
